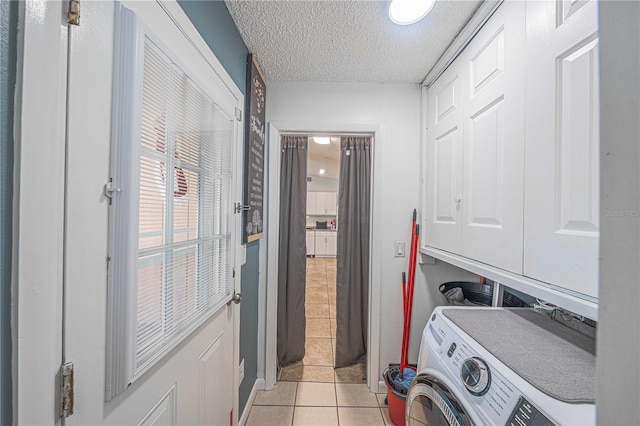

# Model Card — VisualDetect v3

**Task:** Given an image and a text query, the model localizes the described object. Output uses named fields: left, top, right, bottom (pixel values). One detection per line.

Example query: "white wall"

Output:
left=307, top=176, right=338, bottom=192
left=266, top=82, right=479, bottom=381
left=596, top=2, right=640, bottom=424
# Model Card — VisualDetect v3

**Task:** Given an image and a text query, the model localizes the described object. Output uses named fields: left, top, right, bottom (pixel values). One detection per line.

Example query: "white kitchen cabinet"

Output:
left=326, top=233, right=337, bottom=257
left=306, top=230, right=315, bottom=256
left=523, top=0, right=599, bottom=298
left=306, top=191, right=337, bottom=215
left=314, top=230, right=337, bottom=257
left=306, top=192, right=317, bottom=215
left=424, top=0, right=525, bottom=273
left=317, top=192, right=337, bottom=216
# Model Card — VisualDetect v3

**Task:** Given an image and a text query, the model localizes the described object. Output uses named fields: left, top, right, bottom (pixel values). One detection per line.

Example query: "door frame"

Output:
left=263, top=121, right=383, bottom=392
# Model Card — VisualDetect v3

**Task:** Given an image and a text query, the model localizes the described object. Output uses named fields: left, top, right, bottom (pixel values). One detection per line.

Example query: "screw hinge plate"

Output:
left=235, top=107, right=242, bottom=122
left=60, top=362, right=74, bottom=418
left=68, top=0, right=80, bottom=26
left=234, top=202, right=250, bottom=214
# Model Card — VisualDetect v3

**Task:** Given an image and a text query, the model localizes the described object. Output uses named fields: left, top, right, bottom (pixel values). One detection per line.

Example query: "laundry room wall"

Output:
left=597, top=1, right=640, bottom=424
left=177, top=1, right=260, bottom=418
left=266, top=82, right=476, bottom=383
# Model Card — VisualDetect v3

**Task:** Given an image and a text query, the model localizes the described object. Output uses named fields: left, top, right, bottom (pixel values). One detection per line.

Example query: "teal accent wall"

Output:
left=240, top=242, right=260, bottom=413
left=0, top=0, right=17, bottom=423
left=177, top=1, right=260, bottom=417
left=178, top=0, right=249, bottom=94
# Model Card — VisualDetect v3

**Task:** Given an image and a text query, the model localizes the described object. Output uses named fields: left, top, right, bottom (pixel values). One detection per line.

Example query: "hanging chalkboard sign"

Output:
left=243, top=54, right=265, bottom=243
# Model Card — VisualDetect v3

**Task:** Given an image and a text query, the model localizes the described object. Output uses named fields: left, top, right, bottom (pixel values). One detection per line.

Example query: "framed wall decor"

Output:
left=243, top=54, right=266, bottom=243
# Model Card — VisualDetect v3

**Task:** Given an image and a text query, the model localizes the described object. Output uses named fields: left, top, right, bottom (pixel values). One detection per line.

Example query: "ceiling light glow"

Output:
left=319, top=169, right=326, bottom=175
left=389, top=0, right=436, bottom=25
left=313, top=137, right=331, bottom=145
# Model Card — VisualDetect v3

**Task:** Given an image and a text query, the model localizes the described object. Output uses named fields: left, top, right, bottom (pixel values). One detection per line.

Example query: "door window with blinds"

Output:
left=106, top=6, right=236, bottom=400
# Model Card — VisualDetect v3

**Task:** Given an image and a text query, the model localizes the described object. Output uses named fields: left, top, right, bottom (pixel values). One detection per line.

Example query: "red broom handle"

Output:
left=400, top=211, right=417, bottom=372
left=403, top=224, right=420, bottom=371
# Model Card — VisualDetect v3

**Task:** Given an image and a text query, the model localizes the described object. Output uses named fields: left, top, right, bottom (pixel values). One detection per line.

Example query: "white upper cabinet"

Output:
left=307, top=191, right=337, bottom=216
left=307, top=191, right=318, bottom=215
left=460, top=1, right=525, bottom=273
left=425, top=0, right=525, bottom=273
left=423, top=0, right=599, bottom=301
left=523, top=0, right=599, bottom=298
left=425, top=61, right=464, bottom=254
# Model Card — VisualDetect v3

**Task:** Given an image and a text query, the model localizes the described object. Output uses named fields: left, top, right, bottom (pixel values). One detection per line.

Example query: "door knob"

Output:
left=228, top=292, right=242, bottom=305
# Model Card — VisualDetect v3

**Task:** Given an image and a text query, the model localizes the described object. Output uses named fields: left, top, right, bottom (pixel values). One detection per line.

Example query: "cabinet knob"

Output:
left=454, top=197, right=462, bottom=205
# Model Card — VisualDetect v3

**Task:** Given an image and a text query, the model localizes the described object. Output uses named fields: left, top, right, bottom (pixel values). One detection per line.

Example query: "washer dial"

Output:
left=460, top=357, right=491, bottom=396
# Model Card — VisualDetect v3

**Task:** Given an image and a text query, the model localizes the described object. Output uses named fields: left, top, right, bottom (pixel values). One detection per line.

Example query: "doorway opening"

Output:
left=276, top=133, right=372, bottom=385
left=264, top=123, right=381, bottom=394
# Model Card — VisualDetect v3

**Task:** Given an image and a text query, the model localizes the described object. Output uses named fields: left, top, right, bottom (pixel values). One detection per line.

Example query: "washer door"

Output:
left=406, top=373, right=475, bottom=426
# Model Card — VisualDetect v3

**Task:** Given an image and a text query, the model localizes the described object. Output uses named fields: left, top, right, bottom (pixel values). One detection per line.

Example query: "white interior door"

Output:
left=62, top=1, right=242, bottom=424
left=460, top=0, right=525, bottom=273
left=523, top=0, right=599, bottom=298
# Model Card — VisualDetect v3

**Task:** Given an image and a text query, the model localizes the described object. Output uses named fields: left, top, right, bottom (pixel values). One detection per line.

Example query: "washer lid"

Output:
left=442, top=308, right=595, bottom=404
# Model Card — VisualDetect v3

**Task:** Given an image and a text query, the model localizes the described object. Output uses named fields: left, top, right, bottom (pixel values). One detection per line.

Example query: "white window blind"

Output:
left=106, top=5, right=235, bottom=399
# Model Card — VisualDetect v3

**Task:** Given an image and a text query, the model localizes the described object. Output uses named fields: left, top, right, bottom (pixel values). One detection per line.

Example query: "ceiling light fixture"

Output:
left=319, top=169, right=326, bottom=175
left=389, top=0, right=436, bottom=25
left=313, top=137, right=331, bottom=145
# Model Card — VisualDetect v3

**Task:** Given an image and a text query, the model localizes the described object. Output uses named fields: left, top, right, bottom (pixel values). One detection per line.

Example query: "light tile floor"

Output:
left=247, top=257, right=392, bottom=426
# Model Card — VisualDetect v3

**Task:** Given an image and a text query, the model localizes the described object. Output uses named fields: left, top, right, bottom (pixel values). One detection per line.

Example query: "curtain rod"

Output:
left=280, top=132, right=374, bottom=138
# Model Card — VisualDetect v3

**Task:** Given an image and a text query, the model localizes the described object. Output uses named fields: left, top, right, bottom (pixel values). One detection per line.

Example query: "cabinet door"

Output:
left=307, top=192, right=317, bottom=215
left=306, top=231, right=315, bottom=256
left=325, top=192, right=337, bottom=215
left=315, top=231, right=328, bottom=256
left=326, top=234, right=337, bottom=257
left=424, top=57, right=465, bottom=254
left=316, top=192, right=327, bottom=215
left=523, top=0, right=599, bottom=297
left=460, top=0, right=525, bottom=273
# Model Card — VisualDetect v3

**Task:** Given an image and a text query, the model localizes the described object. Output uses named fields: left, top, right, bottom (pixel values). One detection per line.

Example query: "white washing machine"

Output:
left=406, top=307, right=596, bottom=426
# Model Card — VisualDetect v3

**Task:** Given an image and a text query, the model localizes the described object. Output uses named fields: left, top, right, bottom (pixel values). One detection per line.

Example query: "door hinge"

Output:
left=68, top=0, right=80, bottom=26
left=235, top=107, right=242, bottom=122
left=232, top=267, right=236, bottom=278
left=60, top=362, right=74, bottom=418
left=234, top=202, right=250, bottom=214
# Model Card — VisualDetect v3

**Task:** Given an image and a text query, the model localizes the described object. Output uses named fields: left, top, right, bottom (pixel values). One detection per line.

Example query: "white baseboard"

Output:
left=377, top=380, right=386, bottom=395
left=239, top=378, right=266, bottom=426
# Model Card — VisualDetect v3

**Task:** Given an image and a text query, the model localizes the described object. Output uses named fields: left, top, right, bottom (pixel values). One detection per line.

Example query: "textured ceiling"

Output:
left=225, top=0, right=483, bottom=83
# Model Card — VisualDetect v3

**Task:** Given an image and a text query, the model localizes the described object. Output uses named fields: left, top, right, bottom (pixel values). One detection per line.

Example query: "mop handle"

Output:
left=402, top=224, right=420, bottom=371
left=400, top=211, right=417, bottom=371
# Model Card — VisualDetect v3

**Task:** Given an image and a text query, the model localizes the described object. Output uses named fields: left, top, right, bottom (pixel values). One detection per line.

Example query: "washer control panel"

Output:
left=506, top=397, right=556, bottom=426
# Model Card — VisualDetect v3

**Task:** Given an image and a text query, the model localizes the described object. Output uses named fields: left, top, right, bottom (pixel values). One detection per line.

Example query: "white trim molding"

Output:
left=420, top=246, right=599, bottom=321
left=238, top=378, right=265, bottom=426
left=265, top=121, right=383, bottom=393
left=422, top=0, right=503, bottom=88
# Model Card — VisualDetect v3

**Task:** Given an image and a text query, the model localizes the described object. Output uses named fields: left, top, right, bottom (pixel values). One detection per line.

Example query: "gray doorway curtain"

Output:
left=335, top=136, right=372, bottom=368
left=277, top=135, right=308, bottom=366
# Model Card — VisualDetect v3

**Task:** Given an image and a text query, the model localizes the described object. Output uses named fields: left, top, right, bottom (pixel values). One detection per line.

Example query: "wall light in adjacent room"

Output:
left=319, top=169, right=326, bottom=175
left=313, top=137, right=331, bottom=145
left=389, top=0, right=436, bottom=25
